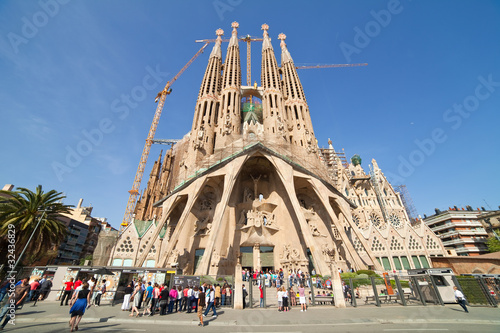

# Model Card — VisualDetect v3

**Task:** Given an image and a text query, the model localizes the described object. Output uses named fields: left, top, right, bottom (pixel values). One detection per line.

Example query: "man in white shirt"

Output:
left=453, top=286, right=469, bottom=313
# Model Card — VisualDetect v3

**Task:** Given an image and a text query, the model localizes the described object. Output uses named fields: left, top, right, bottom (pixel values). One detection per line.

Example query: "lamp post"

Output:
left=10, top=207, right=52, bottom=275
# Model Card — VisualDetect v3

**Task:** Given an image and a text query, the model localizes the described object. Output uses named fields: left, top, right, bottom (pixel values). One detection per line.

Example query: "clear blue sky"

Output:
left=1, top=0, right=499, bottom=229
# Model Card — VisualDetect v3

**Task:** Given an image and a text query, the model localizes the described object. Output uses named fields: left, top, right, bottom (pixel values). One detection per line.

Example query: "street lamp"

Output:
left=10, top=207, right=52, bottom=274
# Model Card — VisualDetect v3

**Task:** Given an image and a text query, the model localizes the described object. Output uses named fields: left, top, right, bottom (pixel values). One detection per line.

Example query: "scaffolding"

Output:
left=394, top=185, right=419, bottom=225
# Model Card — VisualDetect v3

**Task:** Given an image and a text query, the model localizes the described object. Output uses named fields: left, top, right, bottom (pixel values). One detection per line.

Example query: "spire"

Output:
left=210, top=28, right=224, bottom=59
left=228, top=21, right=239, bottom=48
left=261, top=23, right=272, bottom=50
left=278, top=33, right=293, bottom=64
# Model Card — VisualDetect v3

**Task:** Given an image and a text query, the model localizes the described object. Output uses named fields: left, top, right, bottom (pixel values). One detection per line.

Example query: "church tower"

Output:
left=188, top=28, right=224, bottom=166
left=278, top=33, right=317, bottom=154
left=214, top=21, right=242, bottom=150
left=260, top=24, right=288, bottom=142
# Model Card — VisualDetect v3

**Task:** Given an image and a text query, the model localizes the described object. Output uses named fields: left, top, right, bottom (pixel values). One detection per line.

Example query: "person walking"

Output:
left=142, top=282, right=153, bottom=316
left=40, top=277, right=53, bottom=301
left=203, top=286, right=217, bottom=318
left=197, top=288, right=206, bottom=327
left=282, top=286, right=289, bottom=312
left=68, top=282, right=91, bottom=332
left=259, top=284, right=264, bottom=307
left=60, top=278, right=74, bottom=306
left=242, top=284, right=248, bottom=309
left=453, top=286, right=469, bottom=313
left=94, top=279, right=106, bottom=307
left=0, top=278, right=30, bottom=330
left=121, top=283, right=134, bottom=311
left=129, top=283, right=141, bottom=317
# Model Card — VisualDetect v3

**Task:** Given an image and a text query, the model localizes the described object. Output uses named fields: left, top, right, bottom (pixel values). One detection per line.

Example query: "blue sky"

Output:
left=1, top=0, right=499, bottom=229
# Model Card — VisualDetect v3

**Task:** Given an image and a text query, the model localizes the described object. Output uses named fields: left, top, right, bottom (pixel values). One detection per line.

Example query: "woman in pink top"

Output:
left=168, top=287, right=178, bottom=313
left=149, top=283, right=161, bottom=316
left=298, top=284, right=307, bottom=312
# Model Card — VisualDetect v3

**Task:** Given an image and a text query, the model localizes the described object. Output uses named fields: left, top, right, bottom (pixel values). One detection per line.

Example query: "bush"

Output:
left=355, top=270, right=379, bottom=277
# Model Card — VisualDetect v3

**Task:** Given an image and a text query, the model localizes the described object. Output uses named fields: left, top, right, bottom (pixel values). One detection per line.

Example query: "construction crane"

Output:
left=296, top=63, right=368, bottom=69
left=120, top=42, right=209, bottom=229
left=196, top=35, right=263, bottom=86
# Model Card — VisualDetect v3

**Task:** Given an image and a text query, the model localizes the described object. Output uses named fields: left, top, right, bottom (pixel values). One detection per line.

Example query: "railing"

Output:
left=442, top=239, right=465, bottom=246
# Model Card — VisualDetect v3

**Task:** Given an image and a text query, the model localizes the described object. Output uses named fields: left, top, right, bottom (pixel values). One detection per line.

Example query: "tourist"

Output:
left=277, top=286, right=283, bottom=311
left=142, top=282, right=153, bottom=316
left=176, top=285, right=183, bottom=312
left=129, top=282, right=141, bottom=317
left=453, top=286, right=469, bottom=313
left=298, top=284, right=307, bottom=312
left=282, top=286, right=289, bottom=312
left=159, top=283, right=169, bottom=315
left=94, top=279, right=106, bottom=307
left=197, top=288, right=206, bottom=327
left=187, top=285, right=194, bottom=313
left=60, top=278, right=74, bottom=306
left=168, top=286, right=177, bottom=313
left=27, top=279, right=40, bottom=302
left=181, top=285, right=189, bottom=311
left=259, top=284, right=264, bottom=307
left=221, top=284, right=227, bottom=306
left=149, top=283, right=160, bottom=316
left=193, top=286, right=200, bottom=312
left=203, top=285, right=217, bottom=318
left=290, top=286, right=296, bottom=306
left=0, top=278, right=29, bottom=330
left=68, top=282, right=91, bottom=332
left=87, top=277, right=97, bottom=308
left=40, top=277, right=53, bottom=300
left=242, top=284, right=248, bottom=309
left=121, top=283, right=134, bottom=311
left=214, top=284, right=221, bottom=307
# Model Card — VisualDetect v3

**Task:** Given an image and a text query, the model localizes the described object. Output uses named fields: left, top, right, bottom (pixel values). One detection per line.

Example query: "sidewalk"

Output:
left=11, top=301, right=500, bottom=328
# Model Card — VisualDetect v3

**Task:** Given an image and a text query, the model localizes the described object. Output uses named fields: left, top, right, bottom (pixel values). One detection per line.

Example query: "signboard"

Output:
left=172, top=275, right=200, bottom=288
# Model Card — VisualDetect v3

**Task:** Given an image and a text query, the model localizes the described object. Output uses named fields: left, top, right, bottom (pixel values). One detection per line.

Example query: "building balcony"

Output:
left=430, top=223, right=455, bottom=232
left=458, top=230, right=488, bottom=236
left=462, top=237, right=487, bottom=243
left=437, top=230, right=458, bottom=238
left=452, top=221, right=483, bottom=227
left=455, top=246, right=484, bottom=253
left=442, top=239, right=465, bottom=246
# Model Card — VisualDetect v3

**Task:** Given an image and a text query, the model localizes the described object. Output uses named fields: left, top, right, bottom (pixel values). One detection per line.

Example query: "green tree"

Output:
left=0, top=185, right=73, bottom=265
left=486, top=230, right=500, bottom=253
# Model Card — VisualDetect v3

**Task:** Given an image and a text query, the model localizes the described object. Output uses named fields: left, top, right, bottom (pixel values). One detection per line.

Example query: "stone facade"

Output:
left=107, top=23, right=447, bottom=275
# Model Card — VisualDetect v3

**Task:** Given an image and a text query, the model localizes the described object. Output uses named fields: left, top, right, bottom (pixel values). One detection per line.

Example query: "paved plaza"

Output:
left=3, top=300, right=499, bottom=332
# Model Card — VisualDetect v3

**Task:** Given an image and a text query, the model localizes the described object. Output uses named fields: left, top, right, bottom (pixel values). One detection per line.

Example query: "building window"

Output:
left=123, top=259, right=133, bottom=267
left=392, top=257, right=402, bottom=270
left=381, top=257, right=391, bottom=270
left=401, top=256, right=411, bottom=270
left=146, top=260, right=155, bottom=267
left=112, top=258, right=123, bottom=266
left=194, top=249, right=205, bottom=271
left=411, top=256, right=421, bottom=269
left=419, top=255, right=430, bottom=268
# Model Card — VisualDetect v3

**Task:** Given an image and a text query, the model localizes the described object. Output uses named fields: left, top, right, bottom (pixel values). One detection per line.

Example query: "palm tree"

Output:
left=0, top=185, right=73, bottom=265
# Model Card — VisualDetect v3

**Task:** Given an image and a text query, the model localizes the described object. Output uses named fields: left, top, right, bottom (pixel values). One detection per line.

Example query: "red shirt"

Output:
left=65, top=281, right=74, bottom=291
left=74, top=280, right=82, bottom=289
left=30, top=281, right=40, bottom=291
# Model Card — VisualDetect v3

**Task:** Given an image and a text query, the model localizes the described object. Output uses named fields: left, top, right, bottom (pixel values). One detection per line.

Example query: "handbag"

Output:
left=130, top=295, right=135, bottom=302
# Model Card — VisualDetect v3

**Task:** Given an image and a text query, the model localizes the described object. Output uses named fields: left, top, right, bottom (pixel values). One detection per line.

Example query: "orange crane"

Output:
left=120, top=42, right=209, bottom=229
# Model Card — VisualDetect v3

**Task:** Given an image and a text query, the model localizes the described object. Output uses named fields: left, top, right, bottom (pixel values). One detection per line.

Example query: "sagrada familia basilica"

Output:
left=96, top=22, right=446, bottom=276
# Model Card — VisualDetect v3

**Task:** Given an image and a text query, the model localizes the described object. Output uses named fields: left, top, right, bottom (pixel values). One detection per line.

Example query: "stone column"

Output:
left=234, top=262, right=244, bottom=309
left=331, top=263, right=346, bottom=308
left=253, top=243, right=261, bottom=272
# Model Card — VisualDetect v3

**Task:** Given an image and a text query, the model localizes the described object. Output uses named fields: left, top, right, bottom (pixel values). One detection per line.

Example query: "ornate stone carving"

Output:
left=223, top=114, right=232, bottom=135
left=193, top=124, right=205, bottom=150
left=194, top=217, right=212, bottom=236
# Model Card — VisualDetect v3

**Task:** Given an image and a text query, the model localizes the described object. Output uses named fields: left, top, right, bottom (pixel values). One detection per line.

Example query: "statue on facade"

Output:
left=194, top=124, right=205, bottom=150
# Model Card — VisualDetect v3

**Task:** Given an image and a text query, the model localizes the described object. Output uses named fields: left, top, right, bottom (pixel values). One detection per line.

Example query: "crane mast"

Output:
left=120, top=42, right=209, bottom=228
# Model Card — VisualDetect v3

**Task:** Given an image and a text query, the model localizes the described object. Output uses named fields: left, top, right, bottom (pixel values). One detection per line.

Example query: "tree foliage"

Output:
left=486, top=231, right=500, bottom=253
left=0, top=185, right=73, bottom=265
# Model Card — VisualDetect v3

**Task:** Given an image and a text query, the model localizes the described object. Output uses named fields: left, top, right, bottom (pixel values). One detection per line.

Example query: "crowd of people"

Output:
left=120, top=279, right=233, bottom=327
